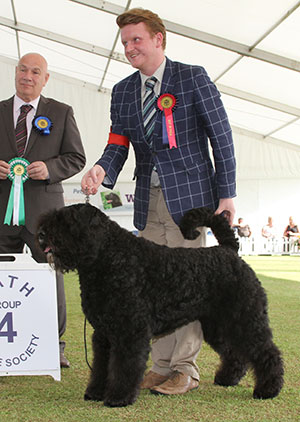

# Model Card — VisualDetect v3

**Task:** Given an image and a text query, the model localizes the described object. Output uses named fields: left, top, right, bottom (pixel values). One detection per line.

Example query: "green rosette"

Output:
left=4, top=157, right=30, bottom=226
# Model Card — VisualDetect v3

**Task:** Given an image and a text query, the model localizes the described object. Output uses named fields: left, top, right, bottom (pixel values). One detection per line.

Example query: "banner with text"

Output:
left=0, top=255, right=60, bottom=380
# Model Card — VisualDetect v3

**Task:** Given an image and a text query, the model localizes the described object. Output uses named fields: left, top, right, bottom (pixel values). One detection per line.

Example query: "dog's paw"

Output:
left=214, top=364, right=247, bottom=387
left=84, top=389, right=104, bottom=402
left=214, top=375, right=240, bottom=387
left=253, top=386, right=281, bottom=400
left=103, top=397, right=135, bottom=408
left=103, top=391, right=138, bottom=408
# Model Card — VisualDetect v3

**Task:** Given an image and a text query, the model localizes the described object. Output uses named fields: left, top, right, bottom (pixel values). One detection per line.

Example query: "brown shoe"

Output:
left=150, top=371, right=198, bottom=395
left=140, top=370, right=170, bottom=389
left=60, top=352, right=70, bottom=368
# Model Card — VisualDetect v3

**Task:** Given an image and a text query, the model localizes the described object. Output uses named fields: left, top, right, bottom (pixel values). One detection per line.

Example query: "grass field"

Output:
left=0, top=255, right=299, bottom=422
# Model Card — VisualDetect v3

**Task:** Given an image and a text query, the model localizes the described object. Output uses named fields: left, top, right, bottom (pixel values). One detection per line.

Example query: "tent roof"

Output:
left=1, top=0, right=299, bottom=147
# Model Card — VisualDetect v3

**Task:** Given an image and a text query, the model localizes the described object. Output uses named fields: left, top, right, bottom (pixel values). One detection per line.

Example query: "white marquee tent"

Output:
left=0, top=0, right=300, bottom=233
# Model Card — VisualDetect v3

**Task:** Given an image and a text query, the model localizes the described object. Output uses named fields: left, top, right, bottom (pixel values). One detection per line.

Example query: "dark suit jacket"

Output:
left=97, top=57, right=236, bottom=230
left=0, top=95, right=86, bottom=234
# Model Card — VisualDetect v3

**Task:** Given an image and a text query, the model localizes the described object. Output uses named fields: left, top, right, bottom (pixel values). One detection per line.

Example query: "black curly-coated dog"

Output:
left=37, top=204, right=284, bottom=407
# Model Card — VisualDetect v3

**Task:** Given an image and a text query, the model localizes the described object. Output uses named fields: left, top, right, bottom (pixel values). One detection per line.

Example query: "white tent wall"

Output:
left=1, top=56, right=300, bottom=234
left=234, top=130, right=300, bottom=235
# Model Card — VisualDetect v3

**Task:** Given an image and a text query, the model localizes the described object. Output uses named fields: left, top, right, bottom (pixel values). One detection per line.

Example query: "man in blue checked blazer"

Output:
left=82, top=8, right=236, bottom=396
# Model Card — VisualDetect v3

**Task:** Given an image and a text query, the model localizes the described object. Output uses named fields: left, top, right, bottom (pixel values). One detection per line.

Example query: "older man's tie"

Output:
left=15, top=104, right=33, bottom=157
left=143, top=76, right=157, bottom=143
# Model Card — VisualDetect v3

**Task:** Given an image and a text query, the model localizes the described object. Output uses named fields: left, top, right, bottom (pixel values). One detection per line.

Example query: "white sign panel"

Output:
left=0, top=254, right=60, bottom=381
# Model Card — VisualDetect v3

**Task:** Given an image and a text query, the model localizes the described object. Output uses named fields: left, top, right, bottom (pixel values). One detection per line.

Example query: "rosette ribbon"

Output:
left=32, top=115, right=52, bottom=135
left=4, top=158, right=30, bottom=226
left=157, top=93, right=177, bottom=149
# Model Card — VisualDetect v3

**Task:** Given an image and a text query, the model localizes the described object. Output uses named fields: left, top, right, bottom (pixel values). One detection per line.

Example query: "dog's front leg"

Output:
left=103, top=332, right=151, bottom=407
left=84, top=330, right=110, bottom=402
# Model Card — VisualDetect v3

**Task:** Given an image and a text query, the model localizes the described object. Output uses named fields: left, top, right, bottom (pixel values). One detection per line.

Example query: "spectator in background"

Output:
left=262, top=216, right=276, bottom=239
left=283, top=216, right=299, bottom=239
left=233, top=217, right=251, bottom=238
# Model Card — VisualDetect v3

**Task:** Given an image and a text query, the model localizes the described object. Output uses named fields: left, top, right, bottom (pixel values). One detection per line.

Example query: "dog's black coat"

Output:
left=37, top=204, right=284, bottom=407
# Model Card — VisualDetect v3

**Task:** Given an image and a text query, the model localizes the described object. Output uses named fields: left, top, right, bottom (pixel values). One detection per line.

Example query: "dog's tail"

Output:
left=179, top=207, right=239, bottom=252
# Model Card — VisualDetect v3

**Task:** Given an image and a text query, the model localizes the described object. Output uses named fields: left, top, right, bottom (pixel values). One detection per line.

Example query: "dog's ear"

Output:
left=89, top=208, right=107, bottom=230
left=89, top=213, right=102, bottom=228
left=76, top=204, right=107, bottom=230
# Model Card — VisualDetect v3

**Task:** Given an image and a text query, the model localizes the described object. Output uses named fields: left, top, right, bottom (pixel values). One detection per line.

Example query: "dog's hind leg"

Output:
left=232, top=312, right=284, bottom=399
left=251, top=341, right=284, bottom=399
left=206, top=322, right=284, bottom=398
left=84, top=330, right=110, bottom=402
left=214, top=350, right=248, bottom=387
left=103, top=331, right=151, bottom=407
left=216, top=322, right=283, bottom=399
left=209, top=343, right=248, bottom=387
left=201, top=320, right=248, bottom=387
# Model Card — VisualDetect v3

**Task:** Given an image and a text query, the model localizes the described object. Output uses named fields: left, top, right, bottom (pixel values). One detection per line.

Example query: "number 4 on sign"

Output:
left=0, top=312, right=17, bottom=343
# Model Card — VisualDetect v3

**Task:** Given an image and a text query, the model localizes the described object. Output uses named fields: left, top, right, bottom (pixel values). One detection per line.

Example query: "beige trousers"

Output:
left=139, top=187, right=206, bottom=380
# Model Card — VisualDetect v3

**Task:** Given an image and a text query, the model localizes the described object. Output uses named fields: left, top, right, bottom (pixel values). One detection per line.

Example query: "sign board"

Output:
left=0, top=254, right=60, bottom=381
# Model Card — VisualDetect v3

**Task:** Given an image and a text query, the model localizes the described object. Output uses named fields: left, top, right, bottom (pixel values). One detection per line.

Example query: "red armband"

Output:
left=107, top=132, right=129, bottom=148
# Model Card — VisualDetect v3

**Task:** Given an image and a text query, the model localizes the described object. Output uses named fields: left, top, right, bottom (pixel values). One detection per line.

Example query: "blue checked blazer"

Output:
left=97, top=57, right=236, bottom=230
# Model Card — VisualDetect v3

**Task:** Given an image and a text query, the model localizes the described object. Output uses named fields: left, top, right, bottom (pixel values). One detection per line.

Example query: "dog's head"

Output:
left=37, top=203, right=105, bottom=272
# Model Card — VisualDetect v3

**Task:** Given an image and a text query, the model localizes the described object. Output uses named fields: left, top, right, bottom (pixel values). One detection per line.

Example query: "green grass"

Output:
left=0, top=256, right=299, bottom=421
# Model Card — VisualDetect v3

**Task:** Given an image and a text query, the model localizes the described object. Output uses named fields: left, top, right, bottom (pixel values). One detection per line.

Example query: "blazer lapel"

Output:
left=130, top=73, right=145, bottom=141
left=161, top=57, right=176, bottom=94
left=25, top=95, right=49, bottom=156
left=0, top=97, right=18, bottom=154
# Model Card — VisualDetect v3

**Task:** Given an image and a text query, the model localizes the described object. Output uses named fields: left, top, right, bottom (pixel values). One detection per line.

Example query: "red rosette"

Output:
left=157, top=93, right=176, bottom=111
left=157, top=94, right=177, bottom=149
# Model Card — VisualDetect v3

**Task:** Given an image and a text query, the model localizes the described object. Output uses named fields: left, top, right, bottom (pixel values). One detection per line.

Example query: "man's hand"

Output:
left=215, top=198, right=236, bottom=226
left=81, top=164, right=106, bottom=195
left=27, top=161, right=49, bottom=180
left=0, top=160, right=10, bottom=179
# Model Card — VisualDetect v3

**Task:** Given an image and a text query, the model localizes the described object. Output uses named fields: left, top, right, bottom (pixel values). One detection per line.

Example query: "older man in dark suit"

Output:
left=81, top=8, right=236, bottom=395
left=0, top=53, right=86, bottom=368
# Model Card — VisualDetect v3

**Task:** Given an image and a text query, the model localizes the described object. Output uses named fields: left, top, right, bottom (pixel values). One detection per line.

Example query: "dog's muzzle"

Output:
left=37, top=230, right=52, bottom=254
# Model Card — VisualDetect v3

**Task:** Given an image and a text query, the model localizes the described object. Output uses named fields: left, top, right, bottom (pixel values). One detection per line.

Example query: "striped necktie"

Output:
left=143, top=76, right=157, bottom=142
left=15, top=104, right=33, bottom=157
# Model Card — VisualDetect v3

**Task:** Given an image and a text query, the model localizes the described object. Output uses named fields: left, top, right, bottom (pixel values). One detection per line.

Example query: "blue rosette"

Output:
left=32, top=115, right=53, bottom=135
